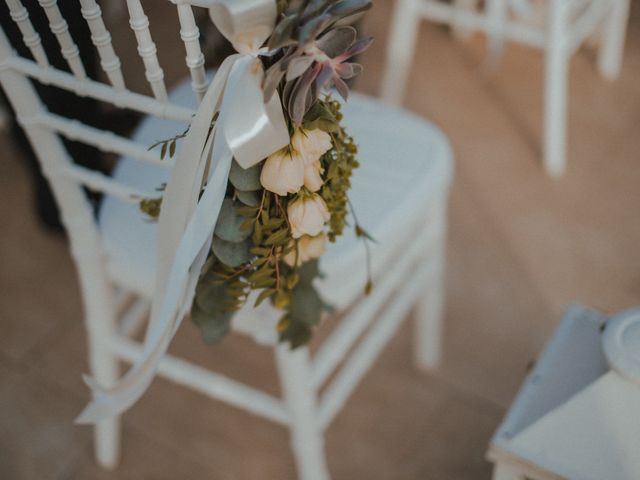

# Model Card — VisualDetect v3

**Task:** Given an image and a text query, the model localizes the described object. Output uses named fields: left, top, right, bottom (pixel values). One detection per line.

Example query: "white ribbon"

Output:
left=76, top=0, right=289, bottom=424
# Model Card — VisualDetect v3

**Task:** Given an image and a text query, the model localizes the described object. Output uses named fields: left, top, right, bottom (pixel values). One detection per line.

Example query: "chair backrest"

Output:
left=0, top=1, right=209, bottom=291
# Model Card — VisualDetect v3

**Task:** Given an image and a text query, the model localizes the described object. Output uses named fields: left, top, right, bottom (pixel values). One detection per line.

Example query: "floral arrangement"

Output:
left=142, top=0, right=373, bottom=348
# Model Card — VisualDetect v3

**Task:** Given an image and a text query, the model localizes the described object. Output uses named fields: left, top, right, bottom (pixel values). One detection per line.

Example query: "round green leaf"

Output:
left=215, top=198, right=252, bottom=243
left=236, top=189, right=261, bottom=207
left=211, top=236, right=253, bottom=267
left=229, top=160, right=262, bottom=191
left=191, top=302, right=232, bottom=344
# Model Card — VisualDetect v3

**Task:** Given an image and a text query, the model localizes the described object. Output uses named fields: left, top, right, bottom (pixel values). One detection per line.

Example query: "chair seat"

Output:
left=99, top=79, right=453, bottom=342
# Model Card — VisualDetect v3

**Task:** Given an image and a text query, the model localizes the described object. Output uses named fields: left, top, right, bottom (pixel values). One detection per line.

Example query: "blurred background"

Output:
left=1, top=1, right=639, bottom=478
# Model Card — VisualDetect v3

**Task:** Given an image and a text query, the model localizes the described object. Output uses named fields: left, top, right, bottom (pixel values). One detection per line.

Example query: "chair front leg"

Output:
left=597, top=0, right=630, bottom=80
left=380, top=0, right=423, bottom=105
left=543, top=0, right=570, bottom=177
left=275, top=345, right=330, bottom=480
left=79, top=274, right=121, bottom=469
left=414, top=205, right=447, bottom=370
left=452, top=0, right=479, bottom=40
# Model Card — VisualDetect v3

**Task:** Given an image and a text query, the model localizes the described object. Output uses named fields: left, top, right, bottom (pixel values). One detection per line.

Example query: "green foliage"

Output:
left=140, top=93, right=370, bottom=347
left=215, top=198, right=253, bottom=243
left=229, top=160, right=262, bottom=191
left=139, top=197, right=162, bottom=219
left=315, top=97, right=359, bottom=242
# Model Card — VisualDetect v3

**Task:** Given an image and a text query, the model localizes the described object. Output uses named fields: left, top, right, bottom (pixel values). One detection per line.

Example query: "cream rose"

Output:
left=288, top=194, right=330, bottom=239
left=284, top=233, right=327, bottom=267
left=291, top=128, right=333, bottom=164
left=260, top=148, right=305, bottom=196
left=304, top=160, right=324, bottom=192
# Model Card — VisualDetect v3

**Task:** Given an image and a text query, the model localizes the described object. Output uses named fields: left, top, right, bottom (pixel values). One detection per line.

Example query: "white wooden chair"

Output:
left=381, top=0, right=630, bottom=177
left=487, top=306, right=640, bottom=480
left=0, top=2, right=453, bottom=479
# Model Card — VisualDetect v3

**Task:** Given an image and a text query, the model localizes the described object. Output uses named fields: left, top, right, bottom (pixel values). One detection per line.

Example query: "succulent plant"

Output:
left=262, top=0, right=372, bottom=124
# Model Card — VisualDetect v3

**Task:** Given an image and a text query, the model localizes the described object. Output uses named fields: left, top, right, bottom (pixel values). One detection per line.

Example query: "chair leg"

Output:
left=597, top=0, right=630, bottom=80
left=452, top=0, right=478, bottom=40
left=492, top=463, right=526, bottom=480
left=380, top=0, right=423, bottom=105
left=81, top=277, right=121, bottom=469
left=90, top=326, right=121, bottom=469
left=275, top=345, right=330, bottom=480
left=414, top=209, right=446, bottom=370
left=543, top=0, right=570, bottom=178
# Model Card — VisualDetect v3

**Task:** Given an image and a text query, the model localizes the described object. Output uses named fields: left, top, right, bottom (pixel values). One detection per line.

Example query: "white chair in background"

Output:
left=0, top=1, right=453, bottom=479
left=487, top=306, right=640, bottom=480
left=381, top=0, right=631, bottom=177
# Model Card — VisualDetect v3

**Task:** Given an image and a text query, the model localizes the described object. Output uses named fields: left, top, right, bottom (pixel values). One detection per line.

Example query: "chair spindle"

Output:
left=125, top=0, right=168, bottom=101
left=37, top=0, right=87, bottom=79
left=5, top=0, right=49, bottom=67
left=79, top=0, right=125, bottom=91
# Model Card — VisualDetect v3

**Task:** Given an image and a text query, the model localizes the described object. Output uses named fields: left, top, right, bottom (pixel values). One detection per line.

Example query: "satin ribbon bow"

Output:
left=76, top=0, right=289, bottom=424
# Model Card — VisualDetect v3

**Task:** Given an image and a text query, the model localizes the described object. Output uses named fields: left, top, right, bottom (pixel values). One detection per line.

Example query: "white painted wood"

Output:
left=276, top=345, right=330, bottom=480
left=414, top=202, right=447, bottom=370
left=112, top=335, right=291, bottom=425
left=380, top=0, right=422, bottom=104
left=0, top=5, right=454, bottom=476
left=416, top=0, right=546, bottom=48
left=487, top=306, right=640, bottom=479
left=492, top=463, right=525, bottom=480
left=176, top=4, right=208, bottom=101
left=452, top=0, right=478, bottom=39
left=79, top=0, right=125, bottom=91
left=8, top=56, right=193, bottom=121
left=382, top=0, right=630, bottom=176
left=37, top=0, right=87, bottom=79
left=125, top=0, right=168, bottom=101
left=312, top=212, right=439, bottom=389
left=5, top=0, right=49, bottom=67
left=319, top=258, right=434, bottom=430
left=565, top=0, right=610, bottom=55
left=602, top=309, right=640, bottom=386
left=117, top=297, right=149, bottom=337
left=543, top=0, right=569, bottom=177
left=598, top=0, right=630, bottom=79
left=60, top=164, right=154, bottom=203
left=0, top=27, right=120, bottom=469
left=35, top=112, right=168, bottom=167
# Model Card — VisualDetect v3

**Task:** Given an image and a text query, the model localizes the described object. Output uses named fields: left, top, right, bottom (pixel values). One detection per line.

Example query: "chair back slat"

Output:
left=176, top=4, right=208, bottom=101
left=5, top=0, right=49, bottom=67
left=61, top=164, right=155, bottom=204
left=10, top=55, right=194, bottom=122
left=126, top=0, right=168, bottom=101
left=79, top=0, right=125, bottom=91
left=37, top=112, right=173, bottom=168
left=0, top=1, right=213, bottom=277
left=37, top=0, right=87, bottom=79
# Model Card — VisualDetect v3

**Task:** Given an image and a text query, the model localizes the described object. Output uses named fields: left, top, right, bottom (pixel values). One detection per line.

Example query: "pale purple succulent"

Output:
left=261, top=0, right=373, bottom=125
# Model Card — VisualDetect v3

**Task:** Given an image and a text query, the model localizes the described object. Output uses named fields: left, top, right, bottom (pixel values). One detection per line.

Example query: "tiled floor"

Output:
left=1, top=2, right=639, bottom=479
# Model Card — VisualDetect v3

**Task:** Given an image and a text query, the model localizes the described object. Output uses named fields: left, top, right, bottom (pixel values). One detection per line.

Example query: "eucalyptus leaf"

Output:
left=211, top=236, right=253, bottom=267
left=288, top=283, right=323, bottom=326
left=215, top=198, right=252, bottom=243
left=236, top=189, right=261, bottom=207
left=279, top=321, right=312, bottom=349
left=194, top=277, right=229, bottom=314
left=229, top=160, right=262, bottom=191
left=298, top=259, right=321, bottom=284
left=191, top=303, right=232, bottom=344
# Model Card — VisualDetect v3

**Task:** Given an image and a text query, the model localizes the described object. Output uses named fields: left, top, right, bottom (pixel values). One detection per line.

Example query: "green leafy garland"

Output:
left=141, top=0, right=374, bottom=348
